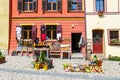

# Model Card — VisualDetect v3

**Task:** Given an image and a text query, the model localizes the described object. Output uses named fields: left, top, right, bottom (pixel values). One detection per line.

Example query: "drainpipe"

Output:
left=8, top=0, right=12, bottom=55
left=84, top=0, right=87, bottom=60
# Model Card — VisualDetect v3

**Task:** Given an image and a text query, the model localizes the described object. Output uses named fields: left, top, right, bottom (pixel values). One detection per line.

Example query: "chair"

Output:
left=60, top=44, right=71, bottom=59
left=49, top=41, right=61, bottom=58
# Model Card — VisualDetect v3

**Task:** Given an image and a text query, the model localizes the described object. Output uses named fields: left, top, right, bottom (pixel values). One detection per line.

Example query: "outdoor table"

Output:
left=61, top=50, right=71, bottom=59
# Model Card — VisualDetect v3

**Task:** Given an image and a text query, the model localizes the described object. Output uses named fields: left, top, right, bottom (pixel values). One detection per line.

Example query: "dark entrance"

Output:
left=71, top=33, right=82, bottom=53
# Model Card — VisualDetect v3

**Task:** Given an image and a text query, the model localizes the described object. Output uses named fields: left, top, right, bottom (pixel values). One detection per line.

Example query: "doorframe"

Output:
left=92, top=29, right=104, bottom=54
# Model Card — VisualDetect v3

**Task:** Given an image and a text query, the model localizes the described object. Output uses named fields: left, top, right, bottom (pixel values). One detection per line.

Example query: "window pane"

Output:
left=29, top=31, right=32, bottom=39
left=72, top=3, right=77, bottom=10
left=53, top=0, right=57, bottom=2
left=110, top=31, right=119, bottom=39
left=47, top=31, right=51, bottom=39
left=30, top=3, right=33, bottom=10
left=48, top=0, right=57, bottom=2
left=29, top=0, right=33, bottom=2
left=53, top=31, right=56, bottom=39
left=96, top=0, right=99, bottom=11
left=96, top=0, right=104, bottom=11
left=99, top=0, right=104, bottom=11
left=24, top=31, right=27, bottom=39
left=48, top=0, right=52, bottom=2
left=24, top=0, right=29, bottom=2
left=53, top=3, right=57, bottom=10
left=47, top=3, right=51, bottom=10
left=46, top=25, right=57, bottom=39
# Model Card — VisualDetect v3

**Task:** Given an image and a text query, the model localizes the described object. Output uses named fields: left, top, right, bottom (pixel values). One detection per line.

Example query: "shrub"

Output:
left=0, top=50, right=3, bottom=58
left=108, top=56, right=120, bottom=61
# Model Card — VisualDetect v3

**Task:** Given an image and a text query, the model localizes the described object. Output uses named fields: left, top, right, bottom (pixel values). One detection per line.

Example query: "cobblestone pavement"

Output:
left=0, top=55, right=120, bottom=80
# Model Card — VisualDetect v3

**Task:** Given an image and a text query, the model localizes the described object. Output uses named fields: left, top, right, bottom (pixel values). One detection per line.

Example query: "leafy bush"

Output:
left=108, top=56, right=120, bottom=61
left=0, top=50, right=3, bottom=58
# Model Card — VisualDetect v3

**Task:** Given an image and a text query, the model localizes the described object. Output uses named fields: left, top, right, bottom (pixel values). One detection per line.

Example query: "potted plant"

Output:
left=0, top=50, right=5, bottom=64
left=98, top=11, right=104, bottom=17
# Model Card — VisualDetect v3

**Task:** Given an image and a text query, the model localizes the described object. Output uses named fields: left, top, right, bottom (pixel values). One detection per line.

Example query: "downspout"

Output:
left=84, top=0, right=87, bottom=60
left=8, top=0, right=12, bottom=55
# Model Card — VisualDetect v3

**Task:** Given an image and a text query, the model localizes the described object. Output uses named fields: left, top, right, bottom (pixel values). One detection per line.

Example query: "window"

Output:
left=96, top=0, right=104, bottom=12
left=108, top=30, right=120, bottom=45
left=22, top=25, right=32, bottom=39
left=68, top=0, right=82, bottom=12
left=42, top=0, right=62, bottom=12
left=18, top=0, right=37, bottom=12
left=46, top=25, right=57, bottom=39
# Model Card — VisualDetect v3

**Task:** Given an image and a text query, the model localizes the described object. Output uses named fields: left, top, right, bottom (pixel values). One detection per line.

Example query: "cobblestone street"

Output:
left=0, top=56, right=120, bottom=80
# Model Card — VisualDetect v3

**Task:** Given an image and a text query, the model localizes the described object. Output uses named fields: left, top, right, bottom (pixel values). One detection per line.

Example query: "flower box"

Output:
left=98, top=11, right=104, bottom=16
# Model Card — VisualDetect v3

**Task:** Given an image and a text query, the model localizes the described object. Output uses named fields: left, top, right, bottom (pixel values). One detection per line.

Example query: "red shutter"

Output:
left=68, top=0, right=72, bottom=12
left=32, top=26, right=37, bottom=40
left=42, top=0, right=47, bottom=12
left=77, top=0, right=82, bottom=11
left=33, top=0, right=38, bottom=12
left=17, top=0, right=23, bottom=11
left=57, top=25, right=62, bottom=41
left=58, top=0, right=62, bottom=12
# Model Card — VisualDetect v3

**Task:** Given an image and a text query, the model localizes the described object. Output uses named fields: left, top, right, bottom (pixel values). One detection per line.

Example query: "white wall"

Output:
left=107, top=0, right=118, bottom=12
left=85, top=0, right=94, bottom=12
left=86, top=0, right=119, bottom=12
left=86, top=0, right=120, bottom=57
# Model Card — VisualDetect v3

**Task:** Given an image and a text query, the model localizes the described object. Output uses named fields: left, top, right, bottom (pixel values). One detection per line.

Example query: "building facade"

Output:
left=9, top=0, right=86, bottom=57
left=0, top=0, right=9, bottom=50
left=86, top=0, right=120, bottom=58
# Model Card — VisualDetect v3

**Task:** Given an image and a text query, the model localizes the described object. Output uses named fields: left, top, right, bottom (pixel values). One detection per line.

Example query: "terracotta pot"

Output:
left=0, top=57, right=5, bottom=64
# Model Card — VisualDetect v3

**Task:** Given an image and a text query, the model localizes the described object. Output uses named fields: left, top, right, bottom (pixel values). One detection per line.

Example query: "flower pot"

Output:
left=98, top=11, right=104, bottom=17
left=34, top=63, right=40, bottom=70
left=0, top=57, right=5, bottom=64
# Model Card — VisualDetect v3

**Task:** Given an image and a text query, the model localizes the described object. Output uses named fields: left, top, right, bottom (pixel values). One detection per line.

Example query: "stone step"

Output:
left=71, top=53, right=83, bottom=59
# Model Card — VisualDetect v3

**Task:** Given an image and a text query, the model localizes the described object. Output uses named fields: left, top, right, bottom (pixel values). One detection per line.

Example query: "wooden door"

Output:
left=93, top=30, right=103, bottom=53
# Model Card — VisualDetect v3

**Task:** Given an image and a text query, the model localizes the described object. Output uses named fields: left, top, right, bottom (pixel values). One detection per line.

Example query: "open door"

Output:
left=72, top=33, right=82, bottom=53
left=93, top=30, right=103, bottom=53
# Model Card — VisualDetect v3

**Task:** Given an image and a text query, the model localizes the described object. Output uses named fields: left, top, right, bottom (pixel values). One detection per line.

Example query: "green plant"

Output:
left=38, top=51, right=46, bottom=62
left=0, top=50, right=3, bottom=58
left=108, top=56, right=120, bottom=61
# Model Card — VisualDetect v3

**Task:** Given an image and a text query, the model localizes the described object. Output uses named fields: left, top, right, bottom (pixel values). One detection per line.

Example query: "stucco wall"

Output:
left=86, top=0, right=120, bottom=57
left=0, top=0, right=9, bottom=50
left=86, top=0, right=119, bottom=12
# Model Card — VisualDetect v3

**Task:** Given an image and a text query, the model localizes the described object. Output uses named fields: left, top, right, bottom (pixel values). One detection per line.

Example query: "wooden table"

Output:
left=61, top=50, right=71, bottom=59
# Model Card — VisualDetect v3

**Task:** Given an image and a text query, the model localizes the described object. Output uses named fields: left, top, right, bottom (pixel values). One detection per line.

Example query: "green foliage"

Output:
left=63, top=64, right=69, bottom=68
left=0, top=50, right=3, bottom=58
left=38, top=51, right=46, bottom=62
left=108, top=56, right=120, bottom=61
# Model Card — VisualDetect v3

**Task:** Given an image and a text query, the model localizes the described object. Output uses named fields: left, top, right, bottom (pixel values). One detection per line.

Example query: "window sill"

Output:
left=19, top=11, right=37, bottom=13
left=109, top=43, right=120, bottom=46
left=68, top=11, right=85, bottom=13
left=43, top=10, right=61, bottom=13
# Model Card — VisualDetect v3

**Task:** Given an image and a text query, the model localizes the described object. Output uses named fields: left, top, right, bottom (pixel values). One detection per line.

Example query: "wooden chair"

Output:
left=49, top=41, right=61, bottom=58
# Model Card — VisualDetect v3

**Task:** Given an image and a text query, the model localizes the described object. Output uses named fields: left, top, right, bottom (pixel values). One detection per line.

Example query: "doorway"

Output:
left=71, top=33, right=82, bottom=53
